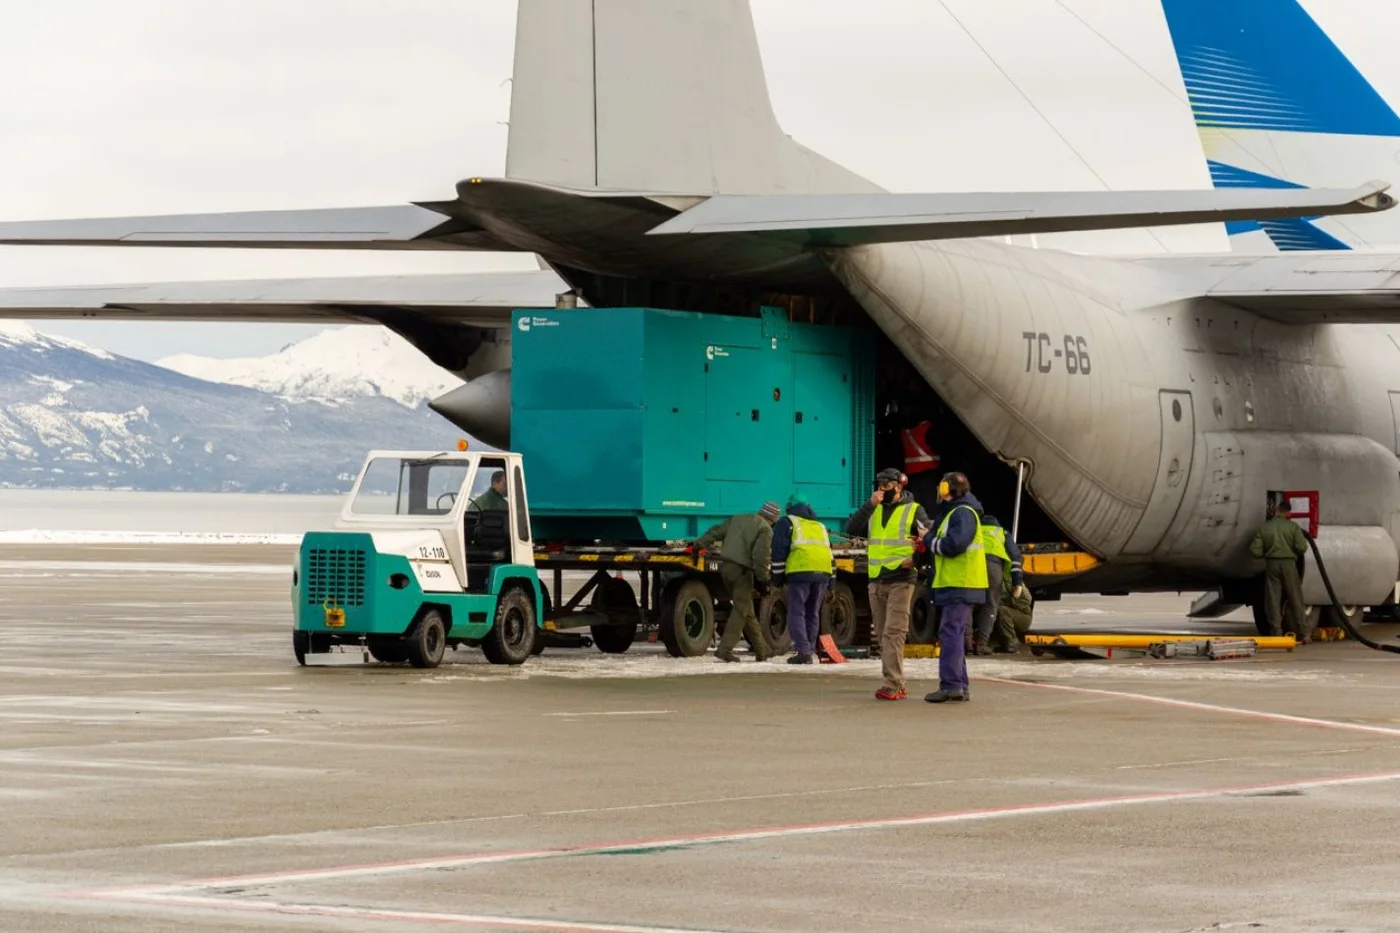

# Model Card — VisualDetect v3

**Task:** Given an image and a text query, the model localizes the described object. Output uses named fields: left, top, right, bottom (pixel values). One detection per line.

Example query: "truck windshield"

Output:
left=349, top=457, right=472, bottom=516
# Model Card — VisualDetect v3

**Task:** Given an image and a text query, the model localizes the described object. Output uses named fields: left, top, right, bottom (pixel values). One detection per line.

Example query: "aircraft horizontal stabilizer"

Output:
left=646, top=182, right=1396, bottom=246
left=1137, top=252, right=1400, bottom=324
left=0, top=204, right=516, bottom=251
left=0, top=270, right=568, bottom=324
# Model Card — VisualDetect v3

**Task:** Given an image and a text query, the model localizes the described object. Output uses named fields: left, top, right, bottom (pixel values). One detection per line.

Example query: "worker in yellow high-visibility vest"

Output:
left=846, top=467, right=933, bottom=700
left=771, top=492, right=834, bottom=664
left=923, top=472, right=988, bottom=704
left=971, top=513, right=1023, bottom=655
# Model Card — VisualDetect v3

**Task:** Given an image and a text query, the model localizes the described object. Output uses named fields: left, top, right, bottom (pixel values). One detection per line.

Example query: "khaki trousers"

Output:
left=869, top=580, right=915, bottom=691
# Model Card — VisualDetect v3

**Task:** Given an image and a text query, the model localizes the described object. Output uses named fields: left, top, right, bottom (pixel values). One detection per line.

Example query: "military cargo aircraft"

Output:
left=1, top=0, right=1399, bottom=629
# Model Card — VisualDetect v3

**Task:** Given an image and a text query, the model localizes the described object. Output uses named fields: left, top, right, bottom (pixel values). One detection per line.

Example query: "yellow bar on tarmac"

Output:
left=1025, top=633, right=1296, bottom=651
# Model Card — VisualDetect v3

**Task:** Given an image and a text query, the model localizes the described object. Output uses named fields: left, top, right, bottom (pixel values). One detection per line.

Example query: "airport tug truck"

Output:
left=291, top=449, right=545, bottom=668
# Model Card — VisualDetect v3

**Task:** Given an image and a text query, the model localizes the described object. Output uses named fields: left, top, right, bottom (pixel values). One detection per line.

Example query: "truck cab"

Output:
left=291, top=447, right=544, bottom=668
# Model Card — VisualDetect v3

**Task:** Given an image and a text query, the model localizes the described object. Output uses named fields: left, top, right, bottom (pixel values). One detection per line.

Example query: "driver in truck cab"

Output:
left=472, top=470, right=509, bottom=512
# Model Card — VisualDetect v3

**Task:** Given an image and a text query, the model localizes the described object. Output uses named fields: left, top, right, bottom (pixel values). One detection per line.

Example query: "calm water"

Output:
left=0, top=489, right=343, bottom=534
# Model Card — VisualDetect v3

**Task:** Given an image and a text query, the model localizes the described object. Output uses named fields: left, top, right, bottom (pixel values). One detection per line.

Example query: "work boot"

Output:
left=972, top=642, right=993, bottom=656
left=993, top=644, right=1018, bottom=654
left=715, top=649, right=740, bottom=663
left=924, top=690, right=970, bottom=703
left=786, top=653, right=814, bottom=665
left=875, top=685, right=907, bottom=701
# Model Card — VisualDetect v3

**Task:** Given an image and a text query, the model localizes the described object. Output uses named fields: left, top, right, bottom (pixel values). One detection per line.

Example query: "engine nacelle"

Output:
left=430, top=369, right=512, bottom=449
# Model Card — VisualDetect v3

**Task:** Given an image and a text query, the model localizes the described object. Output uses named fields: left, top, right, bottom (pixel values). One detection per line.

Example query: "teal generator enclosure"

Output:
left=510, top=306, right=876, bottom=542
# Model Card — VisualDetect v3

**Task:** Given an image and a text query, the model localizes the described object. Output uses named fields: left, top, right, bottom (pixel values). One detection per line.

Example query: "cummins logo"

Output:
left=518, top=317, right=531, bottom=332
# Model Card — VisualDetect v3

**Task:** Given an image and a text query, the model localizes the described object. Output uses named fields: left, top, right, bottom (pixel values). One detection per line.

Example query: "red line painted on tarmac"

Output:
left=979, top=676, right=1400, bottom=737
left=80, top=769, right=1400, bottom=901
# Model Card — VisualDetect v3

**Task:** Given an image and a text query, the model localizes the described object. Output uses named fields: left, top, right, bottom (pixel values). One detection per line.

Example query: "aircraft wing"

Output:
left=1129, top=252, right=1400, bottom=324
left=646, top=182, right=1395, bottom=245
left=0, top=270, right=568, bottom=325
left=0, top=204, right=517, bottom=251
left=3, top=179, right=1390, bottom=258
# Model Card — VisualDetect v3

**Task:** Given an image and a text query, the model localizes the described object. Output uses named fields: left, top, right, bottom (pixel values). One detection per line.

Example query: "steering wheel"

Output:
left=435, top=491, right=457, bottom=510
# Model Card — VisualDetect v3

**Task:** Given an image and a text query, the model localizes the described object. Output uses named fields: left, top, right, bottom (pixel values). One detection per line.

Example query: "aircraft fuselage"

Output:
left=825, top=238, right=1400, bottom=606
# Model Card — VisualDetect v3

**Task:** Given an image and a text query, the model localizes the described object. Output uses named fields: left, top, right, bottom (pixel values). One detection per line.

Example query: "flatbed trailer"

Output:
left=531, top=539, right=1094, bottom=656
left=531, top=542, right=869, bottom=656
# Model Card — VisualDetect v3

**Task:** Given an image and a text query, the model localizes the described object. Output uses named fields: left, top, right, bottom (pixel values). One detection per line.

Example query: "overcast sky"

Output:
left=0, top=0, right=1393, bottom=361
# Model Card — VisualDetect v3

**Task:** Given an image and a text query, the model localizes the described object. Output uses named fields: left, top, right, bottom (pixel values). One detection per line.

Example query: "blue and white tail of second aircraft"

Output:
left=1161, top=0, right=1400, bottom=252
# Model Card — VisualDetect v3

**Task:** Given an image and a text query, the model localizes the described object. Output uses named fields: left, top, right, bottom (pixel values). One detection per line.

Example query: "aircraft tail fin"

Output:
left=1160, top=0, right=1400, bottom=251
left=504, top=0, right=879, bottom=196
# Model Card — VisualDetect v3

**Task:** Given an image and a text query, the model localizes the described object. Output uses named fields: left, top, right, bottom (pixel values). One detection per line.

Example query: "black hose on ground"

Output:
left=1304, top=532, right=1400, bottom=655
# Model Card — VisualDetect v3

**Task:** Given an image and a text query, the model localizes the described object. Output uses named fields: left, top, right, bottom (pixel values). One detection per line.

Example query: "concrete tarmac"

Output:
left=3, top=545, right=1400, bottom=932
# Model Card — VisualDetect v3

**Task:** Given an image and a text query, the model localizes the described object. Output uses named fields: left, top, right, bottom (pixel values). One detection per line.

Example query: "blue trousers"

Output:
left=938, top=601, right=972, bottom=693
left=786, top=578, right=828, bottom=655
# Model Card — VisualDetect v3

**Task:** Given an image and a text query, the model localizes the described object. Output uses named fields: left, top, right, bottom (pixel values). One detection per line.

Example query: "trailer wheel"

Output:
left=660, top=578, right=714, bottom=657
left=482, top=586, right=538, bottom=665
left=406, top=609, right=448, bottom=668
left=758, top=589, right=793, bottom=654
left=820, top=581, right=858, bottom=647
left=909, top=596, right=939, bottom=645
left=590, top=577, right=640, bottom=654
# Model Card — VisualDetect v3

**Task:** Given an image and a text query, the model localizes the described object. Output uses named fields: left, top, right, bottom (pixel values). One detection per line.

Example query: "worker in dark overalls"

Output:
left=695, top=502, right=781, bottom=662
left=1250, top=500, right=1312, bottom=643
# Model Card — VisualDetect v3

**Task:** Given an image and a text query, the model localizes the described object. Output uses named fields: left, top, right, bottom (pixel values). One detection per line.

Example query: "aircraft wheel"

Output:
left=1323, top=604, right=1361, bottom=629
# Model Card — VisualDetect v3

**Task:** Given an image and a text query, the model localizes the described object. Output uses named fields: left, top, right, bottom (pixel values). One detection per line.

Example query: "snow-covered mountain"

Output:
left=0, top=322, right=465, bottom=493
left=157, top=325, right=463, bottom=408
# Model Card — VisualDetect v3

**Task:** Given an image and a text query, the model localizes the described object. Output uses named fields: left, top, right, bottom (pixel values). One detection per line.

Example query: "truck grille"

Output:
left=305, top=548, right=367, bottom=607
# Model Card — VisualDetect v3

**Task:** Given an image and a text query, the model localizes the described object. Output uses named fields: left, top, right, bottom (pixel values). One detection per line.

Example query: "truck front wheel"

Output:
left=483, top=586, right=538, bottom=665
left=407, top=609, right=447, bottom=668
